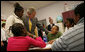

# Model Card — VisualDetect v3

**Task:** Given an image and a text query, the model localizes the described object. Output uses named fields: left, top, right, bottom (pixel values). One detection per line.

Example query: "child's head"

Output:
left=51, top=25, right=59, bottom=34
left=66, top=18, right=75, bottom=29
left=11, top=23, right=27, bottom=36
left=2, top=23, right=6, bottom=28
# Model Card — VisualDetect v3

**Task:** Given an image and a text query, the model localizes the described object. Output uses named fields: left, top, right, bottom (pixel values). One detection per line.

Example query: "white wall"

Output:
left=1, top=1, right=27, bottom=20
left=1, top=1, right=84, bottom=23
left=36, top=1, right=84, bottom=25
left=1, top=1, right=14, bottom=19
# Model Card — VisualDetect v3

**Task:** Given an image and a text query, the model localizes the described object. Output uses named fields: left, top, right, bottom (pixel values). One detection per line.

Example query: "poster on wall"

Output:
left=56, top=16, right=64, bottom=33
left=1, top=19, right=6, bottom=26
left=1, top=16, right=6, bottom=26
left=56, top=16, right=63, bottom=23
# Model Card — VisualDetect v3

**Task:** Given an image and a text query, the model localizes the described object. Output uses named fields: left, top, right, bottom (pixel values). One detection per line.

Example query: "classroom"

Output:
left=1, top=1, right=84, bottom=51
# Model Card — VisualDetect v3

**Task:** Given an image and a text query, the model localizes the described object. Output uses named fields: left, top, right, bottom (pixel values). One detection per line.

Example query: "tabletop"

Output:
left=29, top=44, right=52, bottom=51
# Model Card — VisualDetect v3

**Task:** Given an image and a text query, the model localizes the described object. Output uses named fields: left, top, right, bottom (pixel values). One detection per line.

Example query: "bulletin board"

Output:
left=62, top=10, right=75, bottom=23
left=56, top=16, right=63, bottom=23
left=1, top=19, right=6, bottom=26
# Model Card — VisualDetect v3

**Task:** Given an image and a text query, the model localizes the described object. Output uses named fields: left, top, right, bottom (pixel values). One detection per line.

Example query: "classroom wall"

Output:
left=1, top=1, right=84, bottom=24
left=36, top=1, right=84, bottom=25
left=1, top=1, right=14, bottom=19
left=1, top=1, right=27, bottom=20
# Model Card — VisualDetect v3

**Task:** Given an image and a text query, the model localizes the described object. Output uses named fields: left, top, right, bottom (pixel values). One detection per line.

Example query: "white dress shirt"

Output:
left=50, top=24, right=52, bottom=28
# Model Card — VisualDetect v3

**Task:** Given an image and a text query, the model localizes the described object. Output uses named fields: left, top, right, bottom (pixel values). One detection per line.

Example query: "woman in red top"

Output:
left=7, top=23, right=46, bottom=51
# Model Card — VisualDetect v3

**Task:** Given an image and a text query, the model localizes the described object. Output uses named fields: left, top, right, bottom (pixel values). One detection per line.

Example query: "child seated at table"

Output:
left=7, top=23, right=46, bottom=51
left=47, top=25, right=62, bottom=44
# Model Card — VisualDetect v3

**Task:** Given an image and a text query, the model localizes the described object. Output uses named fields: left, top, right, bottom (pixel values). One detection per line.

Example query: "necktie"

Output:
left=29, top=18, right=32, bottom=31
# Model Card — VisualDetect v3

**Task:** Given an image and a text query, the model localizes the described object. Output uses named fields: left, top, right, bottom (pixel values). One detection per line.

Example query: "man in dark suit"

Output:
left=22, top=8, right=48, bottom=37
left=47, top=17, right=55, bottom=31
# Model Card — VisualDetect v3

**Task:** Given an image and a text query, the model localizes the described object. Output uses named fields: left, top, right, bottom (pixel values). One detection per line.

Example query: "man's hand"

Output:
left=33, top=35, right=36, bottom=39
left=1, top=41, right=4, bottom=47
left=27, top=32, right=33, bottom=37
left=27, top=32, right=37, bottom=39
left=48, top=39, right=55, bottom=44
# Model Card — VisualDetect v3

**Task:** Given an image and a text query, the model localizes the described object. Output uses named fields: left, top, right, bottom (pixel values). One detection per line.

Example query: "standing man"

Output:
left=47, top=17, right=55, bottom=31
left=22, top=8, right=48, bottom=37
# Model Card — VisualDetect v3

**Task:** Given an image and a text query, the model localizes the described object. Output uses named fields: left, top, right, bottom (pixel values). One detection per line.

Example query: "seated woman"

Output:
left=7, top=23, right=46, bottom=51
left=47, top=25, right=62, bottom=44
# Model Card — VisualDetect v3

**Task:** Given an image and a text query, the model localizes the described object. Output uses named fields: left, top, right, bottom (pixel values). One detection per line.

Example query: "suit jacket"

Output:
left=21, top=15, right=48, bottom=35
left=47, top=24, right=55, bottom=31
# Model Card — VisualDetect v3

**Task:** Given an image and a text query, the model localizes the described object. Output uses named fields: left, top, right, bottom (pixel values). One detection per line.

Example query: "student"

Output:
left=7, top=23, right=46, bottom=51
left=51, top=3, right=84, bottom=51
left=5, top=3, right=24, bottom=37
left=65, top=18, right=75, bottom=32
left=47, top=25, right=62, bottom=43
left=2, top=23, right=6, bottom=31
left=1, top=23, right=7, bottom=51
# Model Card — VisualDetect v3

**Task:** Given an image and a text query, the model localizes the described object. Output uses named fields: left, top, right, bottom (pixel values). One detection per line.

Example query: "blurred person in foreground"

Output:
left=51, top=3, right=84, bottom=51
left=7, top=23, right=46, bottom=51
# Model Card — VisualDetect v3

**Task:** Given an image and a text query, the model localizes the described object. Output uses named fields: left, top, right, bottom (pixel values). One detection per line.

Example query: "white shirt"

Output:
left=1, top=28, right=6, bottom=41
left=64, top=26, right=75, bottom=32
left=50, top=24, right=52, bottom=28
left=5, top=14, right=24, bottom=37
left=5, top=14, right=24, bottom=31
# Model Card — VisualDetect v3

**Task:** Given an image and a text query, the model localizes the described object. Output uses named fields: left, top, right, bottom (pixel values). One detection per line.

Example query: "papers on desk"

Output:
left=44, top=44, right=52, bottom=48
left=29, top=47, right=41, bottom=50
left=29, top=44, right=52, bottom=50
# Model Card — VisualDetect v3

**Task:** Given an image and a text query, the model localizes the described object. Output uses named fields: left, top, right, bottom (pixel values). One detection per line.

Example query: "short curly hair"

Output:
left=11, top=23, right=26, bottom=36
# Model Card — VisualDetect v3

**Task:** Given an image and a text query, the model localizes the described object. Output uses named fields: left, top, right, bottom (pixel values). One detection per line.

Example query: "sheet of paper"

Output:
left=29, top=44, right=52, bottom=50
left=44, top=44, right=52, bottom=48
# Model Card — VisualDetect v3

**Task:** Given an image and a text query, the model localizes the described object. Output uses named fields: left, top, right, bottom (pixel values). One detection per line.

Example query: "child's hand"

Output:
left=1, top=41, right=4, bottom=47
left=33, top=35, right=38, bottom=39
left=27, top=32, right=37, bottom=39
left=27, top=32, right=33, bottom=37
left=48, top=39, right=55, bottom=44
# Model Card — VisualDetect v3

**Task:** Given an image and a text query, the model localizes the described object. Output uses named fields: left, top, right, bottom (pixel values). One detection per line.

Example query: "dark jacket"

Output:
left=21, top=15, right=48, bottom=35
left=47, top=24, right=55, bottom=31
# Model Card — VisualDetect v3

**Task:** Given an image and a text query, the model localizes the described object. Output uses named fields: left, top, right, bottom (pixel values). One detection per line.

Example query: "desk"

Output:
left=29, top=44, right=52, bottom=51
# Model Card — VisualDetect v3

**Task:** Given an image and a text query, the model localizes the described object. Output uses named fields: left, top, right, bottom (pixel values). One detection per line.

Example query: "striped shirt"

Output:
left=51, top=17, right=84, bottom=51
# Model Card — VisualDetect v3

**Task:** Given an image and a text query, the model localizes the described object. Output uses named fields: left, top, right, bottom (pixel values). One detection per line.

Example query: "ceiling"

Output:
left=8, top=1, right=57, bottom=10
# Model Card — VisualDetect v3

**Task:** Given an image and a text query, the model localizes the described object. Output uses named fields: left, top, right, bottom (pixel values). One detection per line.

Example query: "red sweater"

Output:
left=7, top=36, right=46, bottom=51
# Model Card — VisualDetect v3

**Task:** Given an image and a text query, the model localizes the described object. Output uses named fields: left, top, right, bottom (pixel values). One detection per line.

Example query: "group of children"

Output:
left=1, top=2, right=84, bottom=51
left=1, top=21, right=63, bottom=51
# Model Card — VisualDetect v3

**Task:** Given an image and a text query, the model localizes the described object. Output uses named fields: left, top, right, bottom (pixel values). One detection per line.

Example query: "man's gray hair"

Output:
left=27, top=7, right=36, bottom=14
